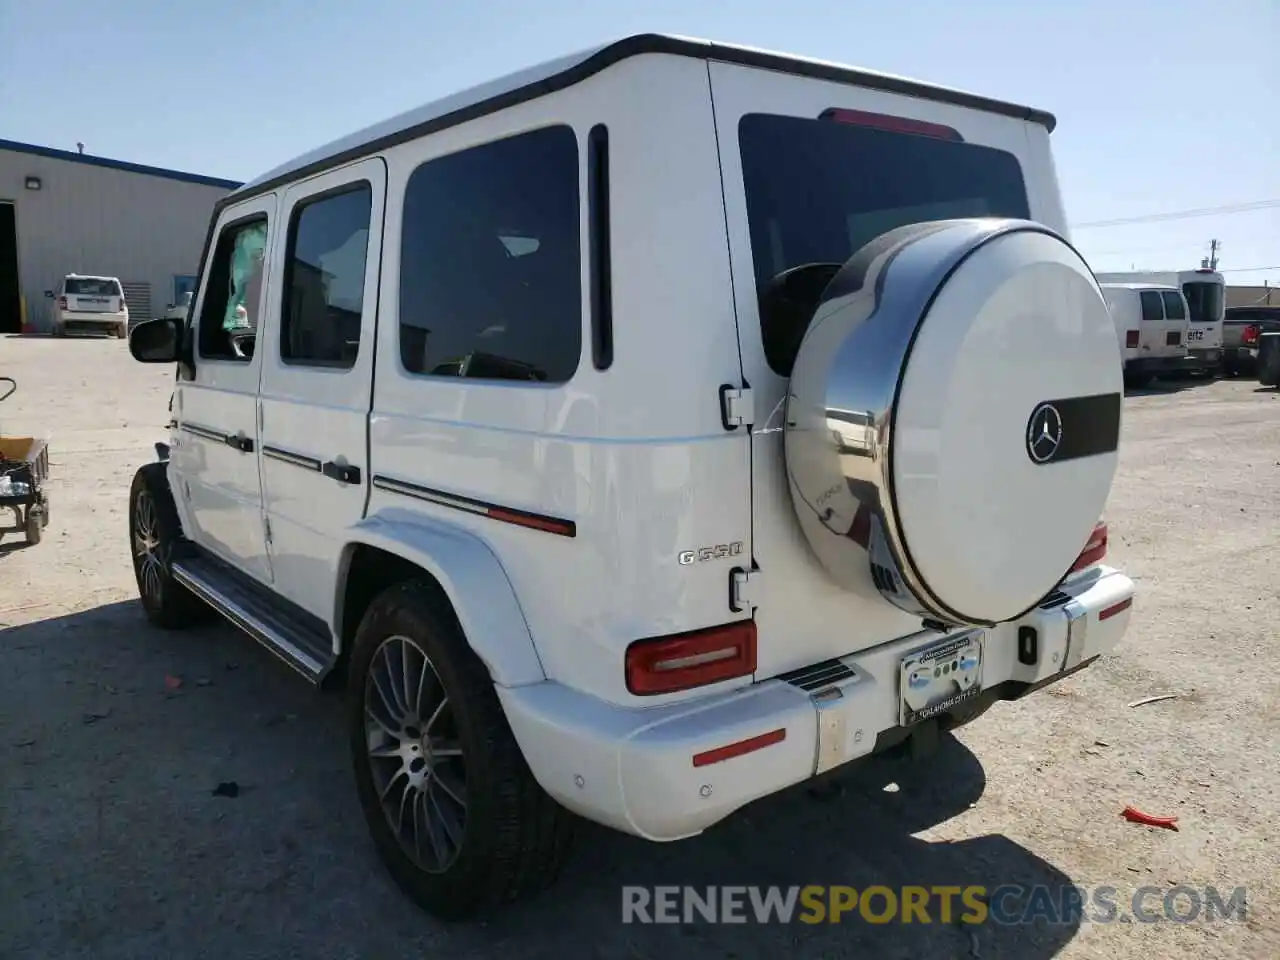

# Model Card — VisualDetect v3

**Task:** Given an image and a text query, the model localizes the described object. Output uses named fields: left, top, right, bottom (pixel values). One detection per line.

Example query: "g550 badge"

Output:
left=678, top=542, right=744, bottom=565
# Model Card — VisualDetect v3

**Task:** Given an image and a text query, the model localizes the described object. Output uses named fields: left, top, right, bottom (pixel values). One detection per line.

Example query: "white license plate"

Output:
left=899, top=631, right=985, bottom=727
left=1188, top=328, right=1205, bottom=341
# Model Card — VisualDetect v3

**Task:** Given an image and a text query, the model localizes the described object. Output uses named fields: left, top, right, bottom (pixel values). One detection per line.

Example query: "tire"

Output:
left=129, top=463, right=206, bottom=628
left=348, top=580, right=575, bottom=920
left=24, top=510, right=42, bottom=546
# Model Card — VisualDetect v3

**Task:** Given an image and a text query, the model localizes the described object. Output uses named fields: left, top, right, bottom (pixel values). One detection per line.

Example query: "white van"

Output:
left=52, top=274, right=129, bottom=338
left=1100, top=282, right=1190, bottom=386
left=1095, top=268, right=1224, bottom=374
left=123, top=34, right=1135, bottom=918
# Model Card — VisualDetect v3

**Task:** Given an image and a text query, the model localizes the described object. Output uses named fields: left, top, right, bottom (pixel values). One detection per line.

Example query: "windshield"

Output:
left=65, top=277, right=121, bottom=296
left=738, top=113, right=1030, bottom=375
left=1182, top=281, right=1223, bottom=324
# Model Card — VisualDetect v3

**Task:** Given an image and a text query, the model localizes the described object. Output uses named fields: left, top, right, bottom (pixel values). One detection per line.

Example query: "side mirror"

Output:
left=43, top=290, right=55, bottom=299
left=128, top=318, right=181, bottom=363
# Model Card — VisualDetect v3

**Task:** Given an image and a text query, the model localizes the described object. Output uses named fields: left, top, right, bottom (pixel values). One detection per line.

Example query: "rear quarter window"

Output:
left=1139, top=291, right=1165, bottom=323
left=1160, top=291, right=1187, bottom=320
left=738, top=113, right=1030, bottom=376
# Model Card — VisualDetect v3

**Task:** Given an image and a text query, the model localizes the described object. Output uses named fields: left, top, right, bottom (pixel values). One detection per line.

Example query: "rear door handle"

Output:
left=225, top=434, right=254, bottom=453
left=322, top=461, right=361, bottom=485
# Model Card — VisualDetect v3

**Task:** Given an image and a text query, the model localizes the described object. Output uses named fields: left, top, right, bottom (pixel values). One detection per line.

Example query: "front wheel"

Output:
left=129, top=463, right=206, bottom=628
left=348, top=581, right=574, bottom=920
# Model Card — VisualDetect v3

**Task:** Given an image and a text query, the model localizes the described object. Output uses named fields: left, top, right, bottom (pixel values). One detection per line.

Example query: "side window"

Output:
left=198, top=217, right=269, bottom=362
left=1160, top=291, right=1186, bottom=321
left=280, top=184, right=373, bottom=369
left=398, top=125, right=581, bottom=383
left=1139, top=291, right=1164, bottom=323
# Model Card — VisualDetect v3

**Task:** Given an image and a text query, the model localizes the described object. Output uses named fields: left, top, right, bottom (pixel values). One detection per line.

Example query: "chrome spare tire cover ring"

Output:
left=364, top=634, right=468, bottom=875
left=783, top=218, right=1121, bottom=626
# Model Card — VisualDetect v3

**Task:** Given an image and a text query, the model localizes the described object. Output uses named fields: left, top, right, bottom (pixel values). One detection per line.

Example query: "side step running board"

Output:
left=172, top=556, right=336, bottom=684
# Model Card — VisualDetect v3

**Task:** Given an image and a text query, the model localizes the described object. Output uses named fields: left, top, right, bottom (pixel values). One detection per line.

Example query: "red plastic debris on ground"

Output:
left=1122, top=805, right=1179, bottom=831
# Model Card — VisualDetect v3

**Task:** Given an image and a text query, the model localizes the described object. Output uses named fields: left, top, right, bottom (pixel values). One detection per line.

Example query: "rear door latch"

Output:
left=719, top=385, right=755, bottom=431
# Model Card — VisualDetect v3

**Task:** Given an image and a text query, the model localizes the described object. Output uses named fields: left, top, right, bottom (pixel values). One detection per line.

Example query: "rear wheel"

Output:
left=348, top=580, right=574, bottom=920
left=129, top=463, right=206, bottom=628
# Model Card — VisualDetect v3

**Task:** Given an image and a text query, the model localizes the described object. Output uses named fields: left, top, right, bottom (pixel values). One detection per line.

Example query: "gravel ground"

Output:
left=1, top=334, right=1277, bottom=960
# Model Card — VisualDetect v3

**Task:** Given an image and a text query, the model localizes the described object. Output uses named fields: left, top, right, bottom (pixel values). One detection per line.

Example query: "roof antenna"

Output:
left=76, top=142, right=85, bottom=154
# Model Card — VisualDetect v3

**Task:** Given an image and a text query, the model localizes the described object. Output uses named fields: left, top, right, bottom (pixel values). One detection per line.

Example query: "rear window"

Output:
left=1160, top=291, right=1186, bottom=321
left=1139, top=291, right=1165, bottom=323
left=738, top=113, right=1030, bottom=376
left=65, top=277, right=121, bottom=296
left=1182, top=281, right=1224, bottom=324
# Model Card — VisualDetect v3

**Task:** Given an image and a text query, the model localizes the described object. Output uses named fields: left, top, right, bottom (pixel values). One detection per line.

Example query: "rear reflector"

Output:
left=692, top=728, right=786, bottom=768
left=1099, top=597, right=1133, bottom=621
left=1243, top=324, right=1259, bottom=347
left=625, top=621, right=757, bottom=696
left=1069, top=522, right=1108, bottom=574
left=58, top=296, right=67, bottom=310
left=820, top=108, right=963, bottom=142
left=1125, top=330, right=1140, bottom=348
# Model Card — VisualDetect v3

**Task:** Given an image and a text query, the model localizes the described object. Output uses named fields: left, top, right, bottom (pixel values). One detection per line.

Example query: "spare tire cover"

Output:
left=784, top=219, right=1122, bottom=625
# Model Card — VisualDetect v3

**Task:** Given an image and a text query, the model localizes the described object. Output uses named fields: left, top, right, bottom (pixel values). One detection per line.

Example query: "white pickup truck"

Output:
left=123, top=34, right=1135, bottom=919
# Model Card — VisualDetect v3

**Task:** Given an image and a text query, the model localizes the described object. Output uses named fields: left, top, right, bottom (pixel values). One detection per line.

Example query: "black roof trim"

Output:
left=0, top=138, right=242, bottom=190
left=218, top=33, right=1055, bottom=214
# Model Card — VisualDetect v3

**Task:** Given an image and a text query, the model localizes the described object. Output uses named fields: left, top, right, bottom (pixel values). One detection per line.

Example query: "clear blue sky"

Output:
left=2, top=0, right=1276, bottom=287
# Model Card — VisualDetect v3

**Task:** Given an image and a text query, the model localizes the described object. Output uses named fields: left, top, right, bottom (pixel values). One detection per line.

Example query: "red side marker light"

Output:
left=1099, top=597, right=1133, bottom=621
left=692, top=728, right=787, bottom=768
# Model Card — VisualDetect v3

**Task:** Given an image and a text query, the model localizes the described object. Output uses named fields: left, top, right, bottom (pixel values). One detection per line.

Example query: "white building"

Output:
left=0, top=139, right=240, bottom=334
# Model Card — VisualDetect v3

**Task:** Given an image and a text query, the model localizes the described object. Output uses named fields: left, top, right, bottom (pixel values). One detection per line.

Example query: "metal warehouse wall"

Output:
left=0, top=147, right=236, bottom=332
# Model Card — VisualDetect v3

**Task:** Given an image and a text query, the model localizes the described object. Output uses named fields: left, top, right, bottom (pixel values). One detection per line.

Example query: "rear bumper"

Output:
left=1125, top=355, right=1186, bottom=375
left=1222, top=346, right=1259, bottom=364
left=1185, top=347, right=1220, bottom=369
left=499, top=566, right=1134, bottom=842
left=58, top=312, right=127, bottom=331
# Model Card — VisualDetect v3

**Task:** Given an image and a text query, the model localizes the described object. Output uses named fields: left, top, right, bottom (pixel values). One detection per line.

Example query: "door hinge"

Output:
left=730, top=566, right=760, bottom=613
left=719, top=385, right=755, bottom=430
left=263, top=515, right=273, bottom=545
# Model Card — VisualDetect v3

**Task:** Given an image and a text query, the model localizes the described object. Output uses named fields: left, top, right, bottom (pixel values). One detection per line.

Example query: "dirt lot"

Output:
left=1, top=334, right=1277, bottom=960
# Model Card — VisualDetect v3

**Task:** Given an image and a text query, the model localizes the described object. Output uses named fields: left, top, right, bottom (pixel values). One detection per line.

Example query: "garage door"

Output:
left=121, top=281, right=151, bottom=328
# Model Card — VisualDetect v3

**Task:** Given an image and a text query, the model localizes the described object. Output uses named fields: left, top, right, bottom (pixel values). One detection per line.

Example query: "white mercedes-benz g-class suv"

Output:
left=125, top=34, right=1135, bottom=919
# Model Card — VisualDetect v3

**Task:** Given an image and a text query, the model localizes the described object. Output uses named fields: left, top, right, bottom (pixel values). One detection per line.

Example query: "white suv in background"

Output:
left=123, top=34, right=1136, bottom=920
left=52, top=274, right=128, bottom=337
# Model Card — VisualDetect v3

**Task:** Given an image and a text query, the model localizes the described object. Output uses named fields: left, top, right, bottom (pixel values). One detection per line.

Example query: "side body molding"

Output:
left=337, top=508, right=546, bottom=688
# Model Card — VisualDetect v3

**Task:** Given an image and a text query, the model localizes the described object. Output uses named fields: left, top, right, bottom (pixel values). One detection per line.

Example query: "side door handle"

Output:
left=225, top=434, right=254, bottom=453
left=321, top=460, right=361, bottom=485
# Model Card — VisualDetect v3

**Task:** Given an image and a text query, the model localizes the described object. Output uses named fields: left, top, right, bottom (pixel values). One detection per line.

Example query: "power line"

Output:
left=1073, top=199, right=1280, bottom=229
left=1219, top=265, right=1280, bottom=274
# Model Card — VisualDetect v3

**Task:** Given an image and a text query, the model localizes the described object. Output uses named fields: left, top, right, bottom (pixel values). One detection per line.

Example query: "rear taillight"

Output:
left=1125, top=330, right=1140, bottom=348
left=1069, top=522, right=1108, bottom=574
left=820, top=107, right=963, bottom=141
left=625, top=621, right=757, bottom=696
left=58, top=296, right=67, bottom=310
left=1243, top=324, right=1259, bottom=347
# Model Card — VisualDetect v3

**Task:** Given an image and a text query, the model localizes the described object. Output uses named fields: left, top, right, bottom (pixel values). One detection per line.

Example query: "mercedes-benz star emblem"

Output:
left=1026, top=402, right=1064, bottom=464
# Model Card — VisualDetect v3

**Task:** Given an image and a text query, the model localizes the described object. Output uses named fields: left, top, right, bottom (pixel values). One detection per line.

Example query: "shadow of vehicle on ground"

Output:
left=0, top=601, right=1082, bottom=959
left=1124, top=376, right=1212, bottom=398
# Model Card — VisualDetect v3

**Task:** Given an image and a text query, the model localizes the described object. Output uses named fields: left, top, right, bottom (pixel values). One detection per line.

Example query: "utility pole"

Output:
left=1204, top=238, right=1220, bottom=270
